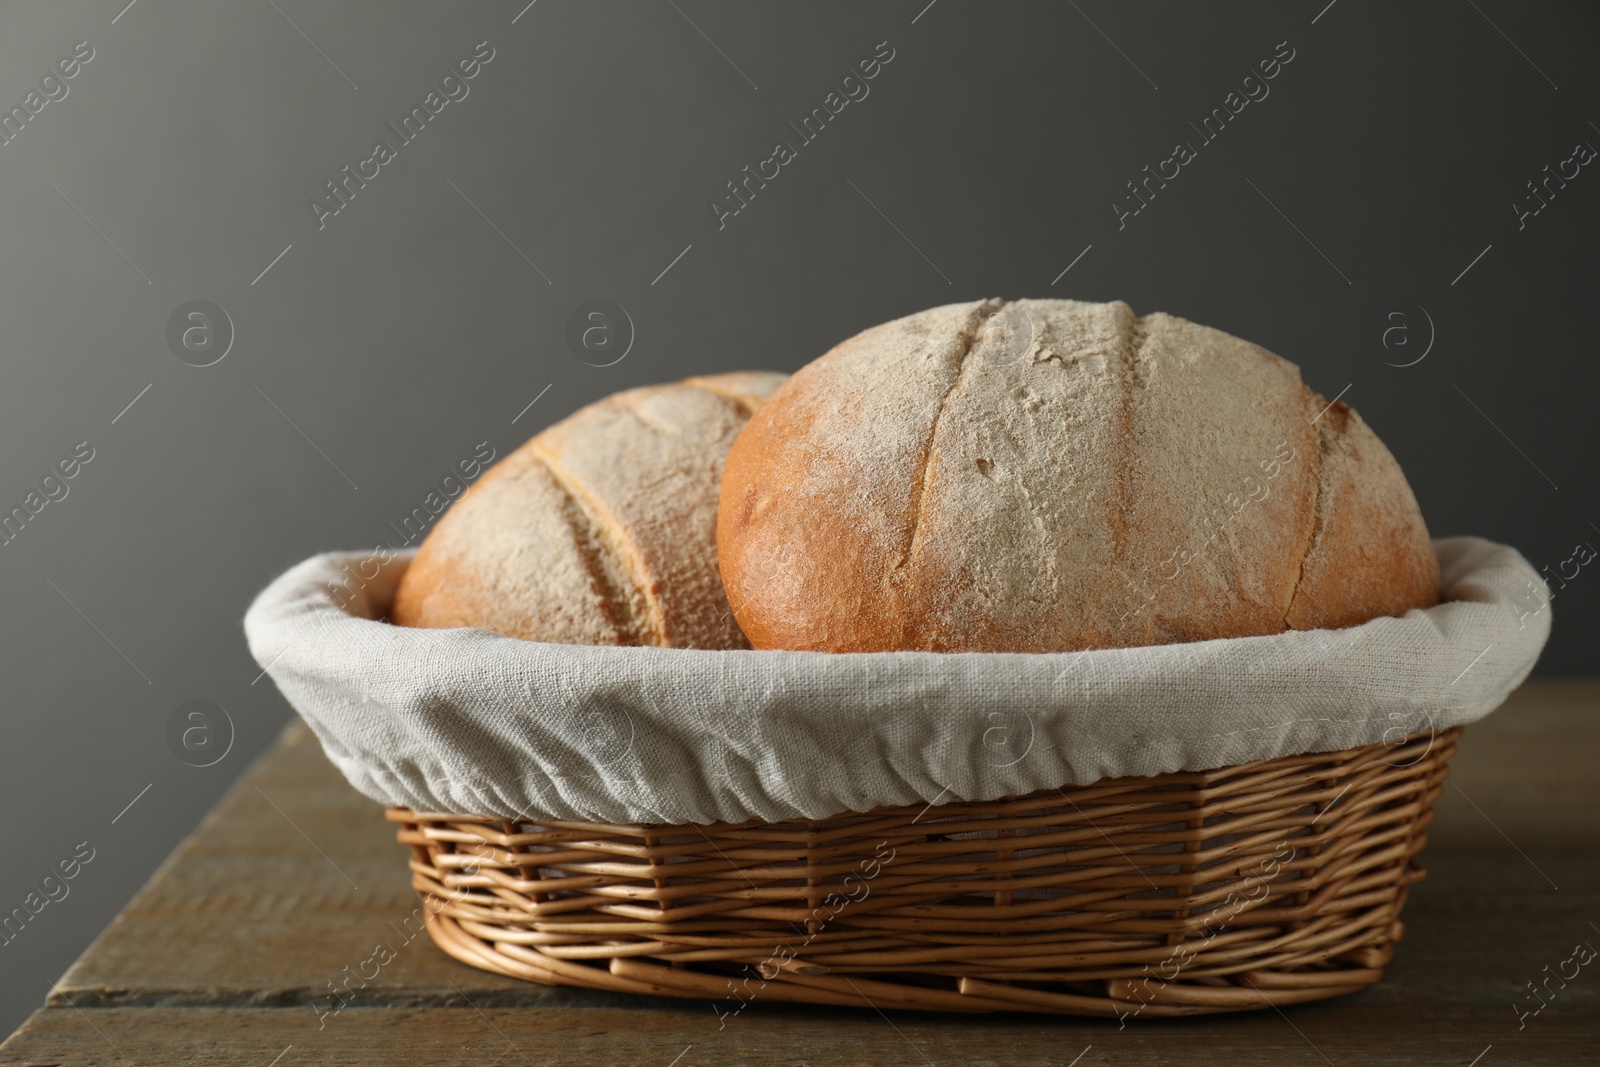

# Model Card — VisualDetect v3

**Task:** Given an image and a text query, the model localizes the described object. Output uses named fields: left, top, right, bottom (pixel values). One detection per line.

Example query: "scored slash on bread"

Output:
left=391, top=371, right=786, bottom=648
left=1285, top=393, right=1439, bottom=632
left=717, top=298, right=1438, bottom=653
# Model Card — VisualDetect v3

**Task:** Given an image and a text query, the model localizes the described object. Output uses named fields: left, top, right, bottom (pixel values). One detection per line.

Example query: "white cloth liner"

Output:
left=244, top=537, right=1550, bottom=826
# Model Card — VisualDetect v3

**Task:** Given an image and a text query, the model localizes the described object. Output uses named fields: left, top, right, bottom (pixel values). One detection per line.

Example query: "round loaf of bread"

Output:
left=393, top=371, right=785, bottom=648
left=718, top=299, right=1439, bottom=653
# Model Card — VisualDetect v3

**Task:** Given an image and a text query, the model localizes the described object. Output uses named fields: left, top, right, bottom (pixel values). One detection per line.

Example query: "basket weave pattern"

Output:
left=388, top=728, right=1457, bottom=1018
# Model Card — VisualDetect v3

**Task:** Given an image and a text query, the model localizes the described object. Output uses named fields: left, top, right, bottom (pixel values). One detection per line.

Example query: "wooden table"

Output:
left=4, top=682, right=1596, bottom=1066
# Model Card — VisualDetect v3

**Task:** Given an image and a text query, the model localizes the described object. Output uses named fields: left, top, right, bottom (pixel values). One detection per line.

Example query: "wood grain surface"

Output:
left=3, top=680, right=1596, bottom=1065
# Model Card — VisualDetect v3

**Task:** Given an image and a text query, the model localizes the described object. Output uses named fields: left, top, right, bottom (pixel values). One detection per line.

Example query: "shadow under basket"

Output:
left=387, top=727, right=1458, bottom=1019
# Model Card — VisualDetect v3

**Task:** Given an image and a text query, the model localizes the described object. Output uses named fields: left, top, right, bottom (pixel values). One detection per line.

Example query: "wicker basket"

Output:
left=387, top=726, right=1457, bottom=1018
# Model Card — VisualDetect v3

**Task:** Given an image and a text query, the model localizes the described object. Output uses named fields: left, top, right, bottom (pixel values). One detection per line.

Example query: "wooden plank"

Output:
left=4, top=681, right=1592, bottom=1065
left=1, top=995, right=1595, bottom=1067
left=48, top=717, right=591, bottom=1010
left=1430, top=678, right=1600, bottom=848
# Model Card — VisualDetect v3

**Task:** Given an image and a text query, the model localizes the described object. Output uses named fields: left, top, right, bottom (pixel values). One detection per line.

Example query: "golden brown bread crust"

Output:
left=718, top=299, right=1437, bottom=653
left=392, top=371, right=786, bottom=647
left=1285, top=397, right=1441, bottom=631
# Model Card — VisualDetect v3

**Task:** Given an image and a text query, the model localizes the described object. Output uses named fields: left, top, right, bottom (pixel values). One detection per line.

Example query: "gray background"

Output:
left=0, top=0, right=1594, bottom=1038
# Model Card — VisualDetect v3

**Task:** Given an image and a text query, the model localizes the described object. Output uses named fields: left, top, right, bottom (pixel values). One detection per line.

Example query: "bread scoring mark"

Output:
left=529, top=442, right=667, bottom=646
left=610, top=386, right=715, bottom=443
left=672, top=384, right=760, bottom=650
left=605, top=393, right=730, bottom=621
left=1283, top=394, right=1341, bottom=628
left=683, top=375, right=761, bottom=417
left=1108, top=309, right=1152, bottom=642
left=1209, top=511, right=1250, bottom=609
left=528, top=450, right=640, bottom=644
left=894, top=298, right=1006, bottom=579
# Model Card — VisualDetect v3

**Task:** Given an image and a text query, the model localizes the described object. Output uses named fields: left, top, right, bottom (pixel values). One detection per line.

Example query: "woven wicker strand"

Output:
left=388, top=727, right=1458, bottom=1018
